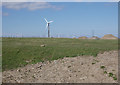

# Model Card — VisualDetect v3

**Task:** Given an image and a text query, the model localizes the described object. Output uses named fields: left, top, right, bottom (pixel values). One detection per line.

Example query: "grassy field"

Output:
left=2, top=37, right=118, bottom=71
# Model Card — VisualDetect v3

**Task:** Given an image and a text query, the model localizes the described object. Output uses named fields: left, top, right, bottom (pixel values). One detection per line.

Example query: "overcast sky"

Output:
left=2, top=2, right=118, bottom=38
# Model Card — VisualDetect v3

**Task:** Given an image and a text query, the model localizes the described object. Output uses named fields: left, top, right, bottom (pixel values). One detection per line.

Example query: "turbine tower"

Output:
left=44, top=18, right=53, bottom=38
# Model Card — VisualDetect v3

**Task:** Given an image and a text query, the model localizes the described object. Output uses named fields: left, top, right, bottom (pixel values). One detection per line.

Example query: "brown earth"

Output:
left=2, top=51, right=118, bottom=83
left=0, top=72, right=1, bottom=84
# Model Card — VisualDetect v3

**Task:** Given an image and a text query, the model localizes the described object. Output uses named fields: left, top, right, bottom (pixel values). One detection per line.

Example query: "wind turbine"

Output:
left=44, top=18, right=53, bottom=38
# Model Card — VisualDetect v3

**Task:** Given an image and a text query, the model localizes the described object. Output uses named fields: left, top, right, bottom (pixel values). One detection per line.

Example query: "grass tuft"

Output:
left=100, top=66, right=105, bottom=69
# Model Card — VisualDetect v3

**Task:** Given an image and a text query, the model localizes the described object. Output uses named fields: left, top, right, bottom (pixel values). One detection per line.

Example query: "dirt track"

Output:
left=2, top=51, right=118, bottom=83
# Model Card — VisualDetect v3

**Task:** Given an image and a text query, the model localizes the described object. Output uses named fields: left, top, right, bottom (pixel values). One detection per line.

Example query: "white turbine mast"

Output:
left=44, top=18, right=53, bottom=38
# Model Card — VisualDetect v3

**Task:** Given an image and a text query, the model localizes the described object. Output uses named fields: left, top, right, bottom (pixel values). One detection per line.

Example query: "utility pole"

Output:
left=92, top=30, right=94, bottom=37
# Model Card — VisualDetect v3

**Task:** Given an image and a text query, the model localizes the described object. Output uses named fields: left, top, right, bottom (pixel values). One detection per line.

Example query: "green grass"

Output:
left=113, top=76, right=117, bottom=80
left=104, top=71, right=107, bottom=74
left=109, top=72, right=114, bottom=77
left=2, top=37, right=118, bottom=71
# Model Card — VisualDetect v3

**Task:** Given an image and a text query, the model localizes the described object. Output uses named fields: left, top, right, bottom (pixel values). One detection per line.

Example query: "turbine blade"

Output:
left=44, top=18, right=48, bottom=23
left=49, top=21, right=53, bottom=23
left=46, top=24, right=48, bottom=29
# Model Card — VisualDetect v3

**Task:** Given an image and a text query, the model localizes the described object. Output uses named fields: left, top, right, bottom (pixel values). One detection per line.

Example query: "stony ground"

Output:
left=2, top=51, right=118, bottom=83
left=0, top=72, right=1, bottom=84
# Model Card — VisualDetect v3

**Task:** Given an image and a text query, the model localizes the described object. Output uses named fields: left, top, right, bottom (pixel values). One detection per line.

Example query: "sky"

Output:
left=2, top=2, right=118, bottom=38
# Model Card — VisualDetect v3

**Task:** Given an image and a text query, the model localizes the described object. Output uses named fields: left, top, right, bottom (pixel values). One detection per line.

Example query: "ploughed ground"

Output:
left=2, top=51, right=118, bottom=83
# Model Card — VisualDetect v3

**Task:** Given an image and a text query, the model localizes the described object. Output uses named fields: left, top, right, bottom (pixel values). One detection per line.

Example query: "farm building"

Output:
left=78, top=36, right=88, bottom=39
left=101, top=34, right=117, bottom=39
left=89, top=36, right=99, bottom=40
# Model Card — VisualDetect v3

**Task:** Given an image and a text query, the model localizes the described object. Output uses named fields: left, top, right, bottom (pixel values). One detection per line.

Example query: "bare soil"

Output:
left=2, top=51, right=118, bottom=83
left=0, top=72, right=2, bottom=84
